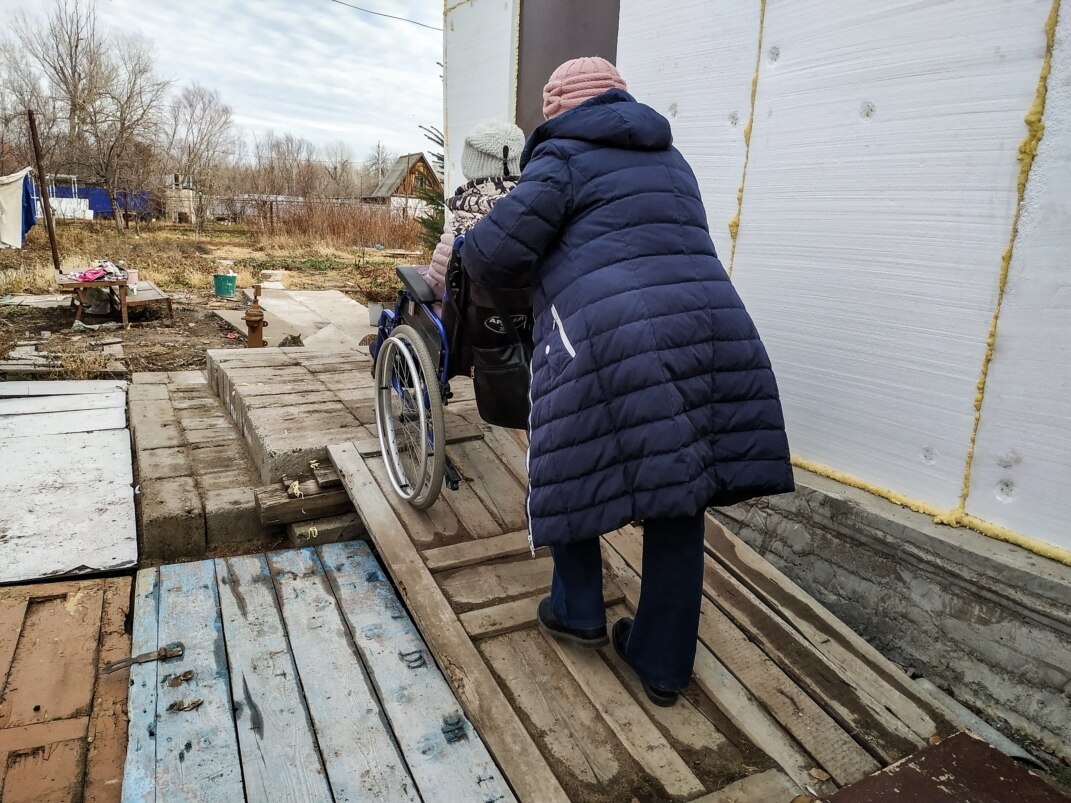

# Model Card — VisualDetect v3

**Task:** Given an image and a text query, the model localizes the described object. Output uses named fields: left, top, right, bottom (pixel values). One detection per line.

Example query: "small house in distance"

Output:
left=363, top=153, right=442, bottom=217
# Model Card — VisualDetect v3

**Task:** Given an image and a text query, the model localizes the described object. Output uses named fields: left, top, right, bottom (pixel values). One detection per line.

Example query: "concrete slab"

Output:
left=214, top=309, right=302, bottom=347
left=185, top=427, right=238, bottom=445
left=127, top=384, right=169, bottom=401
left=132, top=372, right=169, bottom=384
left=168, top=370, right=207, bottom=385
left=204, top=487, right=260, bottom=546
left=189, top=443, right=254, bottom=477
left=138, top=475, right=205, bottom=560
left=130, top=418, right=184, bottom=450
left=137, top=446, right=194, bottom=481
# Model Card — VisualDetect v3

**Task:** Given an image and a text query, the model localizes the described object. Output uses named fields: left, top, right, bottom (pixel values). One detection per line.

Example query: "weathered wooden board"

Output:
left=329, top=442, right=569, bottom=802
left=0, top=391, right=125, bottom=416
left=215, top=555, right=331, bottom=802
left=0, top=405, right=127, bottom=438
left=267, top=548, right=419, bottom=801
left=423, top=529, right=534, bottom=572
left=0, top=428, right=137, bottom=585
left=0, top=380, right=126, bottom=397
left=322, top=540, right=515, bottom=802
left=153, top=561, right=244, bottom=801
left=122, top=570, right=159, bottom=803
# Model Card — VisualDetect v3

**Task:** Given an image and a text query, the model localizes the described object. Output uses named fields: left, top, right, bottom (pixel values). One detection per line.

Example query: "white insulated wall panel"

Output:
left=966, top=8, right=1071, bottom=551
left=729, top=0, right=1054, bottom=508
left=616, top=0, right=761, bottom=256
left=444, top=0, right=518, bottom=191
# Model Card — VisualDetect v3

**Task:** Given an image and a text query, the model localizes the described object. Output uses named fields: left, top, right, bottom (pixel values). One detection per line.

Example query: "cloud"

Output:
left=0, top=0, right=443, bottom=159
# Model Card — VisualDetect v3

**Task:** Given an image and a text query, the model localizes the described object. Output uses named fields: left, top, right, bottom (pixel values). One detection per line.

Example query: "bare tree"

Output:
left=167, top=83, right=235, bottom=231
left=81, top=36, right=171, bottom=232
left=363, top=141, right=396, bottom=186
left=322, top=140, right=356, bottom=197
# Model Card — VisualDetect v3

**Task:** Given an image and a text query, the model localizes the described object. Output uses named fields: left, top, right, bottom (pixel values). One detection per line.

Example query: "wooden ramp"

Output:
left=328, top=424, right=960, bottom=802
left=0, top=576, right=131, bottom=802
left=122, top=546, right=514, bottom=803
left=0, top=380, right=137, bottom=584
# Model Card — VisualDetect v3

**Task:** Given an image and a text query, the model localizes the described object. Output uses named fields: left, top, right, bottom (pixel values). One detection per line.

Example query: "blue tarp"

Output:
left=48, top=184, right=152, bottom=219
left=21, top=175, right=37, bottom=242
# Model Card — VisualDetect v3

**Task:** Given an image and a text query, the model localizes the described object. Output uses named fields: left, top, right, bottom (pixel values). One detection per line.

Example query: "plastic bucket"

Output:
left=214, top=274, right=237, bottom=298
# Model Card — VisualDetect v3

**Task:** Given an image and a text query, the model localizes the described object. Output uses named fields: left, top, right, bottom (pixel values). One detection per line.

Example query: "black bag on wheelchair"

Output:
left=442, top=250, right=533, bottom=430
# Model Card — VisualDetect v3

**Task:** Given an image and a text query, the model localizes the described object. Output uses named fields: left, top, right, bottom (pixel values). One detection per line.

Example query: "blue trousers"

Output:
left=550, top=511, right=706, bottom=690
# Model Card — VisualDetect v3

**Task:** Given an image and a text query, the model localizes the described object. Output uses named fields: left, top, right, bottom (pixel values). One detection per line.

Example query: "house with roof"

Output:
left=362, top=153, right=442, bottom=217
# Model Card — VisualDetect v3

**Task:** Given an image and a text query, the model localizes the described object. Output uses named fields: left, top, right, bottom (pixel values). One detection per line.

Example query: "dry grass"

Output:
left=1, top=218, right=420, bottom=303
left=50, top=342, right=113, bottom=380
left=248, top=201, right=423, bottom=251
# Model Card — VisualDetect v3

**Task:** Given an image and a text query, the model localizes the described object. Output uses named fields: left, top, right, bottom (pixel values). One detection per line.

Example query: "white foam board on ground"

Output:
left=0, top=428, right=137, bottom=583
left=0, top=405, right=126, bottom=438
left=966, top=6, right=1071, bottom=552
left=0, top=379, right=127, bottom=397
left=0, top=391, right=126, bottom=416
left=728, top=0, right=1054, bottom=508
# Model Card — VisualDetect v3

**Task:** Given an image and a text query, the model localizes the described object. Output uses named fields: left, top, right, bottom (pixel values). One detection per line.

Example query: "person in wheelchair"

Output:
left=460, top=57, right=795, bottom=707
left=419, top=120, right=526, bottom=300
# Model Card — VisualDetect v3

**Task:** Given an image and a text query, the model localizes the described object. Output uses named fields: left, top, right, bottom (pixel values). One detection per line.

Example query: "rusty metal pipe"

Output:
left=243, top=284, right=267, bottom=347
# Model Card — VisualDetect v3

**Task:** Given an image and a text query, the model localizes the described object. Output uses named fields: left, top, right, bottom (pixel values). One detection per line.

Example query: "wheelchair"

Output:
left=369, top=264, right=461, bottom=509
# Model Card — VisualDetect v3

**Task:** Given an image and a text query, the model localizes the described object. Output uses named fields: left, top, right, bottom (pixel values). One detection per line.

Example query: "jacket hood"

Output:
left=521, top=89, right=672, bottom=168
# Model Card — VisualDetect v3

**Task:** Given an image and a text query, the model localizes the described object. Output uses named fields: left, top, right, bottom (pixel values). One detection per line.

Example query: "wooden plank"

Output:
left=0, top=598, right=28, bottom=692
left=0, top=380, right=126, bottom=398
left=267, top=549, right=419, bottom=801
left=690, top=768, right=802, bottom=803
left=2, top=737, right=87, bottom=803
left=353, top=421, right=484, bottom=457
left=0, top=717, right=88, bottom=752
left=423, top=529, right=534, bottom=573
left=545, top=633, right=706, bottom=799
left=476, top=421, right=530, bottom=486
left=600, top=538, right=831, bottom=797
left=0, top=391, right=126, bottom=416
left=286, top=511, right=365, bottom=547
left=461, top=577, right=625, bottom=640
left=479, top=630, right=627, bottom=794
left=154, top=561, right=244, bottom=801
left=448, top=440, right=527, bottom=532
left=607, top=528, right=880, bottom=786
left=214, top=555, right=331, bottom=802
left=0, top=583, right=104, bottom=728
left=122, top=569, right=159, bottom=803
left=255, top=485, right=353, bottom=525
left=311, top=462, right=341, bottom=489
left=364, top=456, right=464, bottom=545
left=84, top=576, right=133, bottom=803
left=705, top=517, right=949, bottom=741
left=0, top=406, right=127, bottom=438
left=439, top=556, right=553, bottom=610
left=327, top=442, right=568, bottom=802
left=319, top=540, right=516, bottom=802
left=701, top=551, right=923, bottom=764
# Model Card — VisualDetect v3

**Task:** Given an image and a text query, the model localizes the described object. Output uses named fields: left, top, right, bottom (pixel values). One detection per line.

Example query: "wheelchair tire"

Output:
left=373, top=324, right=446, bottom=509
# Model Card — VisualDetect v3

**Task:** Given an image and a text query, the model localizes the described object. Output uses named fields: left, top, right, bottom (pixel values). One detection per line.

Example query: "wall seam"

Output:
left=727, top=0, right=767, bottom=277
left=943, top=0, right=1062, bottom=524
left=791, top=457, right=1071, bottom=567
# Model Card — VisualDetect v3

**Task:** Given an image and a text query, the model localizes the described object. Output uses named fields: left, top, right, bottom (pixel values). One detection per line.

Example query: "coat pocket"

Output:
left=549, top=304, right=577, bottom=359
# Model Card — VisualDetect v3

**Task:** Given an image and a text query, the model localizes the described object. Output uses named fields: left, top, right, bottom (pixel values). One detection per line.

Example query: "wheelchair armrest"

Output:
left=396, top=264, right=436, bottom=304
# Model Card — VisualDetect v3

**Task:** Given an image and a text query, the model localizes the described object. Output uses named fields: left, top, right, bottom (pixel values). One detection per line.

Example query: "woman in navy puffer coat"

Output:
left=461, top=57, right=793, bottom=705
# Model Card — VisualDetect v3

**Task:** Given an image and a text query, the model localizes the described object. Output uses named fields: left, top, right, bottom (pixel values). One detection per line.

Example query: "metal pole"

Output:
left=27, top=109, right=62, bottom=274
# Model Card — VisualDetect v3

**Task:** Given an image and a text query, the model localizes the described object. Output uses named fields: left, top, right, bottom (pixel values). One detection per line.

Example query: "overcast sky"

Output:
left=0, top=0, right=444, bottom=160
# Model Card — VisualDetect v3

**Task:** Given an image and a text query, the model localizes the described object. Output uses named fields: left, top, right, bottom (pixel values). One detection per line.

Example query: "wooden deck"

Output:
left=122, top=545, right=514, bottom=802
left=328, top=420, right=960, bottom=802
left=0, top=576, right=132, bottom=802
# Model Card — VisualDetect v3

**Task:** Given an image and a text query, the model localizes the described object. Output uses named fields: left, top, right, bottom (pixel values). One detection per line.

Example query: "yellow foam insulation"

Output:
left=955, top=0, right=1061, bottom=514
left=792, top=457, right=1071, bottom=567
left=728, top=0, right=767, bottom=276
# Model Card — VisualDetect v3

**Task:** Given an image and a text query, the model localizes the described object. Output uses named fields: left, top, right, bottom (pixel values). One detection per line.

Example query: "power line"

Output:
left=322, top=0, right=442, bottom=31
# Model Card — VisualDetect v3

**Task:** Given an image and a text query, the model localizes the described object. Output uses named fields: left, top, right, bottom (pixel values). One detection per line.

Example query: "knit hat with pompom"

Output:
left=542, top=56, right=627, bottom=120
left=462, top=120, right=525, bottom=180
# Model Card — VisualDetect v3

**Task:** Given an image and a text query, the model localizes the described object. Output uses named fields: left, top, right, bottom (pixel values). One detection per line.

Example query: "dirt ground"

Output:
left=0, top=290, right=245, bottom=375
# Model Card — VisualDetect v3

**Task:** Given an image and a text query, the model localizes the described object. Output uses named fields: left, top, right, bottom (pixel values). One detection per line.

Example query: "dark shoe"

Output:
left=537, top=597, right=609, bottom=648
left=611, top=618, right=679, bottom=707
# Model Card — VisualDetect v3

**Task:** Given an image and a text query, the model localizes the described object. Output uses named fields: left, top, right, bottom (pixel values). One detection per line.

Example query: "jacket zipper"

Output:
left=549, top=304, right=577, bottom=358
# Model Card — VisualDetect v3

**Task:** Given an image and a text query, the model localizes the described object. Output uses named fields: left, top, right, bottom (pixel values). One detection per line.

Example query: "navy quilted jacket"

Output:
left=461, top=89, right=793, bottom=547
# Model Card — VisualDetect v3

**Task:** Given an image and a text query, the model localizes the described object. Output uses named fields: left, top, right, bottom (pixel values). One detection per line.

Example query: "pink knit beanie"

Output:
left=542, top=56, right=627, bottom=120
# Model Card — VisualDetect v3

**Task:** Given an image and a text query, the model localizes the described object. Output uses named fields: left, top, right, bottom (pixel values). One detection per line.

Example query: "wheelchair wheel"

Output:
left=373, top=324, right=446, bottom=509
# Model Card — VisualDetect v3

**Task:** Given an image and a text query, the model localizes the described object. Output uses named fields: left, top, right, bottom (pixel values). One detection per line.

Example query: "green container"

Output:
left=213, top=273, right=237, bottom=298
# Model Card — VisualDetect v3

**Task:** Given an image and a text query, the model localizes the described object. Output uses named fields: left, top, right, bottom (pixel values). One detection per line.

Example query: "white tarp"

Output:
left=0, top=167, right=33, bottom=249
